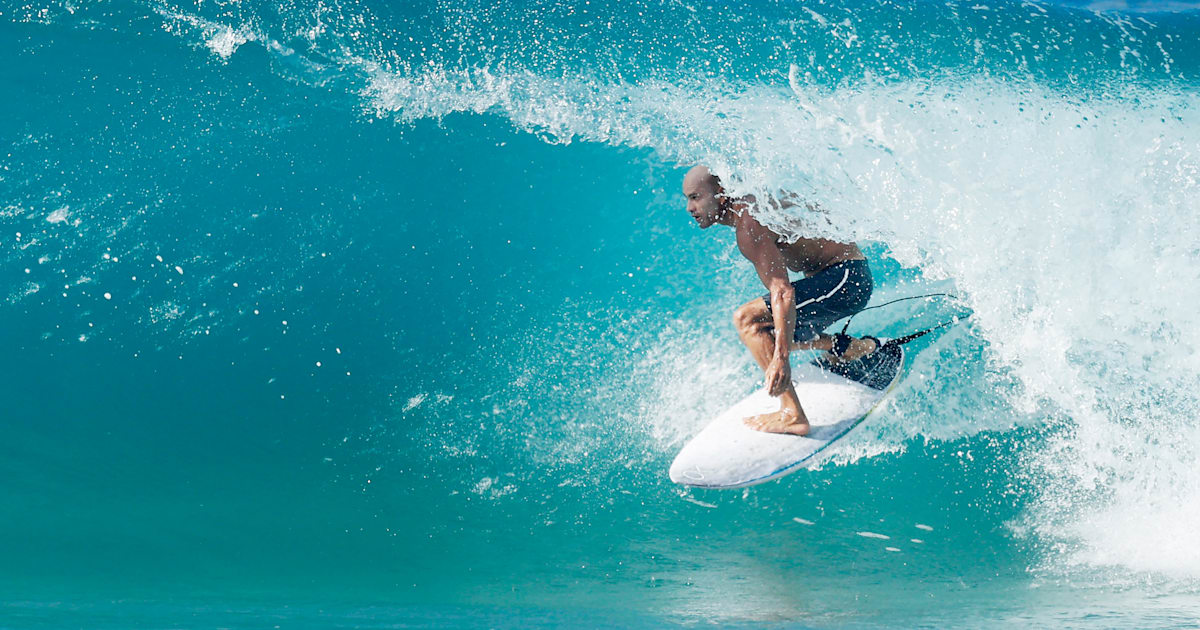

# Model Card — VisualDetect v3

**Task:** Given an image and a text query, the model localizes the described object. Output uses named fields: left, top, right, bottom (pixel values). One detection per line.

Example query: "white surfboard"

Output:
left=669, top=343, right=905, bottom=489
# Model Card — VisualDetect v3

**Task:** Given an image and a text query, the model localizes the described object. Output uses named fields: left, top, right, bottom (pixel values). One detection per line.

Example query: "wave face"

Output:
left=3, top=0, right=1200, bottom=626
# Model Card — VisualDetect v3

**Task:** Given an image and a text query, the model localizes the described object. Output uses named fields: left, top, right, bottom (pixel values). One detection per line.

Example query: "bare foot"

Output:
left=827, top=336, right=880, bottom=364
left=744, top=409, right=810, bottom=436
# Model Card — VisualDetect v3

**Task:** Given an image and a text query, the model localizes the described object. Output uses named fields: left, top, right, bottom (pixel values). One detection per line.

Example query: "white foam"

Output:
left=152, top=7, right=260, bottom=61
left=206, top=25, right=252, bottom=59
left=403, top=393, right=426, bottom=412
left=45, top=207, right=70, bottom=224
left=471, top=476, right=516, bottom=499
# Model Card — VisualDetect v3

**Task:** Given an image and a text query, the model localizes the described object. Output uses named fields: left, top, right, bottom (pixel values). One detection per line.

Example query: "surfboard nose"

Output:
left=668, top=457, right=707, bottom=485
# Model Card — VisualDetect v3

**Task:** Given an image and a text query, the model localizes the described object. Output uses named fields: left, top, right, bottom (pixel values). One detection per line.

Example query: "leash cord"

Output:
left=836, top=292, right=970, bottom=347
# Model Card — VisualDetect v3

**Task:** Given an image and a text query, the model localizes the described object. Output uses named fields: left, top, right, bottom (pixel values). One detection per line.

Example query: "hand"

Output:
left=764, top=357, right=792, bottom=396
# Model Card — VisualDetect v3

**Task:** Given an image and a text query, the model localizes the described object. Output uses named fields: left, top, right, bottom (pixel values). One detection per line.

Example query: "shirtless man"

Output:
left=682, top=165, right=880, bottom=436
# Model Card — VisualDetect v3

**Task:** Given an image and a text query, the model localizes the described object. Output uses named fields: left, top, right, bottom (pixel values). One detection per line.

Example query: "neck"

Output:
left=716, top=197, right=745, bottom=227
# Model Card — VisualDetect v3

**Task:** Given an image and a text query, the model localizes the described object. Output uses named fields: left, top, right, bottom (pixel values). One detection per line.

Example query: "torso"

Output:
left=776, top=236, right=864, bottom=276
left=731, top=196, right=864, bottom=276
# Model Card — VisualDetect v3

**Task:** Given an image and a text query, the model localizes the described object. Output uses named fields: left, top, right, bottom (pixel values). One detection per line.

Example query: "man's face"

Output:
left=682, top=175, right=722, bottom=229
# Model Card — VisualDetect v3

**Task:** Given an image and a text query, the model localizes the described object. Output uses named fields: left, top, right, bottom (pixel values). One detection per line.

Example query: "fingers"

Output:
left=764, top=363, right=792, bottom=396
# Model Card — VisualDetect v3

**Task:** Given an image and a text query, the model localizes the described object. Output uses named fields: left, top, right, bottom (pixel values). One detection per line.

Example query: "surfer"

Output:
left=682, top=165, right=879, bottom=436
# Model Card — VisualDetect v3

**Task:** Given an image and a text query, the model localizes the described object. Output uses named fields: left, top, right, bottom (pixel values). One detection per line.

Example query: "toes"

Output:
left=743, top=414, right=768, bottom=428
left=743, top=411, right=808, bottom=435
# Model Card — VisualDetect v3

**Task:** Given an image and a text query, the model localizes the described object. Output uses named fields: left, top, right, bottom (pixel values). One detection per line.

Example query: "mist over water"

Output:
left=3, top=0, right=1200, bottom=626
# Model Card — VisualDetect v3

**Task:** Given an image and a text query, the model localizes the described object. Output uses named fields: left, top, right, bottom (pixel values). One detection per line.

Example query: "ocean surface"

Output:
left=3, top=0, right=1200, bottom=627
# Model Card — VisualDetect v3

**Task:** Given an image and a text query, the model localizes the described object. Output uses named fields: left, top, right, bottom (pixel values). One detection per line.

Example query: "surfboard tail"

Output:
left=811, top=342, right=904, bottom=391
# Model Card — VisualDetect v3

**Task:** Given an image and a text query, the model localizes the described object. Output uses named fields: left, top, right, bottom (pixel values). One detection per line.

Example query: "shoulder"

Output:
left=734, top=206, right=779, bottom=242
left=734, top=209, right=783, bottom=259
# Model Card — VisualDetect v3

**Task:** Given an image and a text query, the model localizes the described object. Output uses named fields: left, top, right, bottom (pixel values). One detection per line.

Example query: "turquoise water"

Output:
left=3, top=0, right=1200, bottom=627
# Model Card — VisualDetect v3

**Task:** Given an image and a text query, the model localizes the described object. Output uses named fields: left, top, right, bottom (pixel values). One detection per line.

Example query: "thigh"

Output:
left=740, top=295, right=808, bottom=350
left=794, top=261, right=872, bottom=322
left=736, top=295, right=774, bottom=324
left=785, top=260, right=874, bottom=341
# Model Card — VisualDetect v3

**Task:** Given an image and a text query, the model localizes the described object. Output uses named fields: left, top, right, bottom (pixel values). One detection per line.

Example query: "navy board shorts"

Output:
left=761, top=258, right=873, bottom=343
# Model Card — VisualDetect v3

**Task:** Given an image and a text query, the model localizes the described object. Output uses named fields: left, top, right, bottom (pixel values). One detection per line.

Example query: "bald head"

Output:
left=683, top=165, right=721, bottom=195
left=682, top=164, right=727, bottom=229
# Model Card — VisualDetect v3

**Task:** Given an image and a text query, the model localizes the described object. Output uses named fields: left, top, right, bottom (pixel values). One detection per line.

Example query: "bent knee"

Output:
left=733, top=300, right=770, bottom=331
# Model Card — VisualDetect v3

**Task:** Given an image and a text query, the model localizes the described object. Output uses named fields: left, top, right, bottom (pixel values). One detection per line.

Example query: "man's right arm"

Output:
left=735, top=214, right=797, bottom=396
